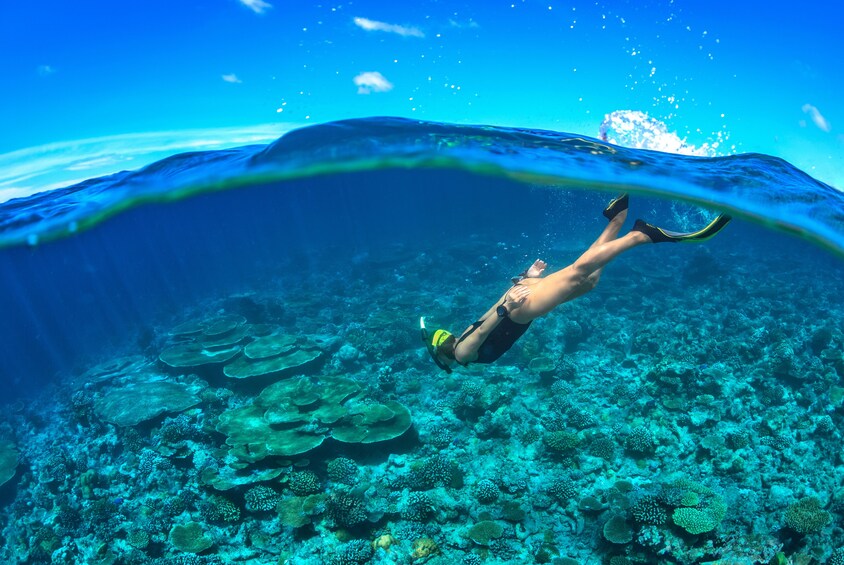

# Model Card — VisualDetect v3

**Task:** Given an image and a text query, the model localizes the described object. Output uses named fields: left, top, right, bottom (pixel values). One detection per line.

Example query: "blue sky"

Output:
left=0, top=0, right=841, bottom=198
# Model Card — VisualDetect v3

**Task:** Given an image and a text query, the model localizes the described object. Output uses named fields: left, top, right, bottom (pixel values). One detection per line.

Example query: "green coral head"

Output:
left=672, top=507, right=720, bottom=535
left=169, top=522, right=213, bottom=554
left=603, top=514, right=634, bottom=544
left=784, top=496, right=831, bottom=534
left=0, top=440, right=19, bottom=487
left=468, top=520, right=504, bottom=545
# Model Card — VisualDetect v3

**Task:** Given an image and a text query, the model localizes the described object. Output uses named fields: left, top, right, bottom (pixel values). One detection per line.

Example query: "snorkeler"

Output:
left=421, top=194, right=731, bottom=372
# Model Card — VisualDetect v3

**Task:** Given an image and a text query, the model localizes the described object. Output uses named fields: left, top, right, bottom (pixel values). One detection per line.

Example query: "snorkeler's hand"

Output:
left=505, top=284, right=531, bottom=309
left=526, top=259, right=547, bottom=278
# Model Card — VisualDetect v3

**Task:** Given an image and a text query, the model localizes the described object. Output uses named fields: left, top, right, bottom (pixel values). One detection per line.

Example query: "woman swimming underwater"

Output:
left=421, top=194, right=731, bottom=373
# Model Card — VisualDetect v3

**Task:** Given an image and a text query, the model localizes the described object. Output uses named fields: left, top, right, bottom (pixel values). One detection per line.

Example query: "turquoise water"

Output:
left=4, top=0, right=844, bottom=561
left=1, top=118, right=844, bottom=564
left=4, top=118, right=843, bottom=253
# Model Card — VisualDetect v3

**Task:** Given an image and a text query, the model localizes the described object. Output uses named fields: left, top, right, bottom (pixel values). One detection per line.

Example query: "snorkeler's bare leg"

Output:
left=511, top=230, right=648, bottom=321
left=591, top=207, right=627, bottom=249
left=583, top=208, right=627, bottom=286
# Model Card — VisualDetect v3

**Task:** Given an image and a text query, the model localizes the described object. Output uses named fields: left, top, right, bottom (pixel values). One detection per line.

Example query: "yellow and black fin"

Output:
left=603, top=193, right=629, bottom=221
left=633, top=214, right=732, bottom=243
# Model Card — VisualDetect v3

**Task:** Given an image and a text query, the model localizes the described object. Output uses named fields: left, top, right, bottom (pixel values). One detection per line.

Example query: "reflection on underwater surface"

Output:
left=0, top=119, right=843, bottom=563
left=1, top=118, right=843, bottom=253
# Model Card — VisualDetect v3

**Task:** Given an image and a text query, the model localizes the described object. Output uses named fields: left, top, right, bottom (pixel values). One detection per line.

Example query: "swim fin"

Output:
left=603, top=193, right=629, bottom=221
left=632, top=214, right=732, bottom=243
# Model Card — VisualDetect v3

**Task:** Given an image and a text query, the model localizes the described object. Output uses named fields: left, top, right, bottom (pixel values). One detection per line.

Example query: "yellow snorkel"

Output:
left=420, top=317, right=453, bottom=373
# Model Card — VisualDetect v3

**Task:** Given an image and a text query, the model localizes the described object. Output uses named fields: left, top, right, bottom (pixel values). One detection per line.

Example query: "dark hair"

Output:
left=436, top=335, right=457, bottom=359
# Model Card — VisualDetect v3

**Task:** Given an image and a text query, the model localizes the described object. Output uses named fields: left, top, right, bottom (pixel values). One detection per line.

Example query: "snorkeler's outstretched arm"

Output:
left=512, top=259, right=547, bottom=282
left=454, top=285, right=531, bottom=363
left=526, top=259, right=547, bottom=277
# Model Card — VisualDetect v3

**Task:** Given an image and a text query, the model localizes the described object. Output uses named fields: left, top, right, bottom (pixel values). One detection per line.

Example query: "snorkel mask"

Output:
left=419, top=317, right=453, bottom=374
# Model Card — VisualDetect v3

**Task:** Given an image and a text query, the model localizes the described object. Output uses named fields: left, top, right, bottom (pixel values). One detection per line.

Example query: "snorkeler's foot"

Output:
left=603, top=193, right=629, bottom=221
left=632, top=214, right=732, bottom=243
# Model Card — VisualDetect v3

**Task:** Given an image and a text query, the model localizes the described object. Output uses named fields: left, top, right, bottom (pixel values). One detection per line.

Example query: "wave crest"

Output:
left=599, top=110, right=721, bottom=157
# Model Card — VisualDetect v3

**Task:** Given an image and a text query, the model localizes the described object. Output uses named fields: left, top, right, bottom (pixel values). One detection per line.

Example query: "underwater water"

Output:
left=1, top=117, right=844, bottom=565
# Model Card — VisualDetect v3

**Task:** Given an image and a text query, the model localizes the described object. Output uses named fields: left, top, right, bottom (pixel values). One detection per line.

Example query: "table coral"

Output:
left=93, top=379, right=204, bottom=426
left=0, top=440, right=19, bottom=487
left=168, top=522, right=213, bottom=554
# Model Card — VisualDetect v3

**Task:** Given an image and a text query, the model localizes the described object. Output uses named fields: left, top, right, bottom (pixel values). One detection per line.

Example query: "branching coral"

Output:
left=784, top=496, right=830, bottom=534
left=244, top=485, right=280, bottom=512
left=474, top=479, right=500, bottom=503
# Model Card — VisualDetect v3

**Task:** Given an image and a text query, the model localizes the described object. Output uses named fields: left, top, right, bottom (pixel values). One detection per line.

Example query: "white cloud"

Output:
left=222, top=73, right=242, bottom=84
left=354, top=71, right=393, bottom=94
left=353, top=17, right=424, bottom=37
left=802, top=104, right=831, bottom=132
left=65, top=156, right=121, bottom=171
left=37, top=65, right=55, bottom=77
left=448, top=18, right=480, bottom=29
left=239, top=0, right=272, bottom=14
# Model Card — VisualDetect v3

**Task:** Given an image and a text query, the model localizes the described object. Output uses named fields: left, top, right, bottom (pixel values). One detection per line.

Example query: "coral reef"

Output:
left=93, top=377, right=205, bottom=427
left=0, top=440, right=18, bottom=487
left=1, top=240, right=843, bottom=565
left=169, top=522, right=214, bottom=554
left=784, top=497, right=831, bottom=535
left=216, top=374, right=412, bottom=462
left=243, top=485, right=280, bottom=512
